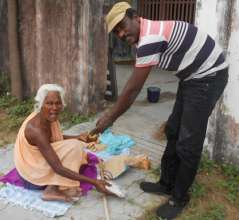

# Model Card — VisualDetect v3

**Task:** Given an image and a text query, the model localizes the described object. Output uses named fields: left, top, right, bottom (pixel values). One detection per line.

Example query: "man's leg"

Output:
left=157, top=69, right=228, bottom=219
left=159, top=85, right=184, bottom=190
left=173, top=69, right=228, bottom=201
left=140, top=83, right=183, bottom=194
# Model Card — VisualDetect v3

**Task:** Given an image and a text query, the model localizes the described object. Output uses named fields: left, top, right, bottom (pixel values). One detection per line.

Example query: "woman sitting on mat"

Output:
left=14, top=84, right=112, bottom=202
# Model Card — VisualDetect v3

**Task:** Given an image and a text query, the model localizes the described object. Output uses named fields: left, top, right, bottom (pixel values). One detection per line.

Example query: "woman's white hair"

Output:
left=34, top=84, right=66, bottom=112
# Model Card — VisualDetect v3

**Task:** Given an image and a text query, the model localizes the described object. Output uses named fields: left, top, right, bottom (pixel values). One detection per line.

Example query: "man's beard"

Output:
left=121, top=34, right=134, bottom=44
left=121, top=35, right=127, bottom=42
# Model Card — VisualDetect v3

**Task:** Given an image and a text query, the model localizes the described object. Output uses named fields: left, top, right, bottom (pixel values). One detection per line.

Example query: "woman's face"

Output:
left=41, top=91, right=63, bottom=122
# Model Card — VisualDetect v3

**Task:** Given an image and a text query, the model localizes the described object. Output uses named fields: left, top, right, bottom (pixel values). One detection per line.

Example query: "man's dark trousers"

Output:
left=159, top=68, right=228, bottom=201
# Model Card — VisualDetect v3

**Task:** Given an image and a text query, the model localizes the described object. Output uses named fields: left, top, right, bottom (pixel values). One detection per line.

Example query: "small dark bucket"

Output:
left=147, top=86, right=161, bottom=103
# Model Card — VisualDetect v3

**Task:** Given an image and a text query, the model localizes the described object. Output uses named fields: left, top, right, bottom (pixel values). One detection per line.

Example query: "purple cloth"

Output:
left=0, top=153, right=99, bottom=194
left=79, top=153, right=99, bottom=195
left=0, top=168, right=24, bottom=187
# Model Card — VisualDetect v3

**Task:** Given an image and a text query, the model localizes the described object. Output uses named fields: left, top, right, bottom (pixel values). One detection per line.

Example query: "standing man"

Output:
left=94, top=2, right=228, bottom=219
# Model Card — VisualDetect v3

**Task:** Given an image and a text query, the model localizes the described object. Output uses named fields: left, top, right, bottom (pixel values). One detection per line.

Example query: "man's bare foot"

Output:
left=42, top=185, right=73, bottom=202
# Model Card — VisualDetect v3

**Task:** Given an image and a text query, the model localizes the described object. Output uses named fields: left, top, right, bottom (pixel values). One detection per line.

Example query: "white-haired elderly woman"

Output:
left=14, top=84, right=112, bottom=202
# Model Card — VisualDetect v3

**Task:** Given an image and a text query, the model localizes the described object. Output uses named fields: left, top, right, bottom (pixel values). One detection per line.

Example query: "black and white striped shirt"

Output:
left=135, top=18, right=228, bottom=80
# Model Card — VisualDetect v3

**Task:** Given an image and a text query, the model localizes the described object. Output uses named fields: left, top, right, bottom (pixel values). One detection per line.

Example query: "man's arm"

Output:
left=95, top=66, right=152, bottom=133
left=109, top=66, right=152, bottom=120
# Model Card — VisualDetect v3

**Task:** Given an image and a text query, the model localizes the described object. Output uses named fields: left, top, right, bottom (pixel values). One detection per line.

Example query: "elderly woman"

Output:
left=14, top=84, right=111, bottom=202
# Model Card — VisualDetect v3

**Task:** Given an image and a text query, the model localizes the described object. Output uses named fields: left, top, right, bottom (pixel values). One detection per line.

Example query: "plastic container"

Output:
left=147, top=86, right=161, bottom=103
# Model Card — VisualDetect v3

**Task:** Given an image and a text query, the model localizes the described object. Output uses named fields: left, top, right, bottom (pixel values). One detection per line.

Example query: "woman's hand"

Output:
left=77, top=132, right=89, bottom=142
left=94, top=179, right=113, bottom=195
left=77, top=132, right=98, bottom=143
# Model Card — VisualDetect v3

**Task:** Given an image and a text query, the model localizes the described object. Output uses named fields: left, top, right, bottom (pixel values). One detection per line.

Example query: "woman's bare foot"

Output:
left=60, top=187, right=82, bottom=198
left=42, top=185, right=72, bottom=202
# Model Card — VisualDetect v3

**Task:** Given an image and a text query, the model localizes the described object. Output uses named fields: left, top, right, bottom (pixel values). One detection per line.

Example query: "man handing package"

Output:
left=92, top=2, right=228, bottom=219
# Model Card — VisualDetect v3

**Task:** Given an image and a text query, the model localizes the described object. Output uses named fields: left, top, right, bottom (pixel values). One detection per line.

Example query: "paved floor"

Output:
left=112, top=65, right=178, bottom=167
left=0, top=64, right=178, bottom=219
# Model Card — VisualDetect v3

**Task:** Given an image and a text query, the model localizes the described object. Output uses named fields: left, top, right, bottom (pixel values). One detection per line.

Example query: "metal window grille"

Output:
left=137, top=0, right=197, bottom=24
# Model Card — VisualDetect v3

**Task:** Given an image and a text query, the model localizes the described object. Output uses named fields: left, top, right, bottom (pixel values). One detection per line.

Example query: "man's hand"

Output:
left=94, top=113, right=114, bottom=134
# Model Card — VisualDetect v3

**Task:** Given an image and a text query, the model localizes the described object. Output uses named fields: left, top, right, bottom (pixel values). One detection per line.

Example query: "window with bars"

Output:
left=137, top=0, right=197, bottom=24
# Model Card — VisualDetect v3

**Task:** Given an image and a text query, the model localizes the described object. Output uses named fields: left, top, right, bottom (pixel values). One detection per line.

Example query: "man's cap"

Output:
left=106, top=2, right=131, bottom=33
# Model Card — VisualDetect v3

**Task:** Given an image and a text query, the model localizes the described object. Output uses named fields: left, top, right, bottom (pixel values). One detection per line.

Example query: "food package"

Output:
left=87, top=133, right=98, bottom=142
left=86, top=143, right=106, bottom=152
left=105, top=181, right=126, bottom=198
left=125, top=154, right=151, bottom=170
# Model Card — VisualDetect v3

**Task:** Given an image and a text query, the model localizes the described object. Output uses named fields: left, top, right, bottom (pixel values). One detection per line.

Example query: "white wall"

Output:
left=196, top=0, right=239, bottom=164
left=195, top=0, right=230, bottom=49
left=224, top=0, right=239, bottom=122
left=195, top=0, right=218, bottom=38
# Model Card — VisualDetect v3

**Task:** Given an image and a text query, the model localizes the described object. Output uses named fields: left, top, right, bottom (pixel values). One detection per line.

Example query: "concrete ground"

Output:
left=0, top=64, right=178, bottom=220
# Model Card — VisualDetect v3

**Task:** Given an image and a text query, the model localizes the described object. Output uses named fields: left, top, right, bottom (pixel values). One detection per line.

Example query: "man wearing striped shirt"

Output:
left=94, top=2, right=228, bottom=219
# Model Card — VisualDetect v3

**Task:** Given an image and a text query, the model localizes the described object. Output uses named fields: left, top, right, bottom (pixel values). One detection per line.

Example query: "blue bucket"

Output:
left=147, top=86, right=161, bottom=103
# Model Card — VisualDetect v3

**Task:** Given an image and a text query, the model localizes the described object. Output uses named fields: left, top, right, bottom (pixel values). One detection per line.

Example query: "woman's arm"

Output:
left=63, top=132, right=88, bottom=142
left=25, top=126, right=110, bottom=194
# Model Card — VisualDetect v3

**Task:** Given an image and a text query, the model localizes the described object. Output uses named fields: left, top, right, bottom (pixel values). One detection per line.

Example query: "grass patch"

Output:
left=0, top=72, right=10, bottom=95
left=140, top=154, right=239, bottom=220
left=179, top=155, right=239, bottom=220
left=0, top=95, right=93, bottom=146
left=202, top=204, right=226, bottom=220
left=190, top=180, right=206, bottom=199
left=217, top=163, right=239, bottom=204
left=199, top=154, right=218, bottom=174
left=150, top=167, right=161, bottom=177
left=0, top=95, right=34, bottom=130
left=139, top=210, right=161, bottom=220
left=0, top=95, right=93, bottom=131
left=0, top=95, right=18, bottom=108
left=201, top=158, right=239, bottom=206
left=182, top=203, right=226, bottom=220
left=60, top=108, right=93, bottom=129
left=144, top=214, right=160, bottom=220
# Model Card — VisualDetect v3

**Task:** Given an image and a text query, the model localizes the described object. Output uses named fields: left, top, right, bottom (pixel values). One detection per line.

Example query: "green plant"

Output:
left=6, top=97, right=34, bottom=129
left=150, top=167, right=161, bottom=177
left=0, top=72, right=10, bottom=95
left=142, top=211, right=161, bottom=220
left=199, top=154, right=239, bottom=204
left=219, top=163, right=239, bottom=203
left=8, top=98, right=34, bottom=117
left=199, top=154, right=217, bottom=174
left=182, top=203, right=226, bottom=220
left=199, top=204, right=226, bottom=220
left=190, top=180, right=206, bottom=199
left=0, top=94, right=34, bottom=115
left=0, top=96, right=93, bottom=130
left=221, top=163, right=239, bottom=178
left=0, top=95, right=34, bottom=130
left=0, top=95, right=17, bottom=108
left=60, top=108, right=93, bottom=129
